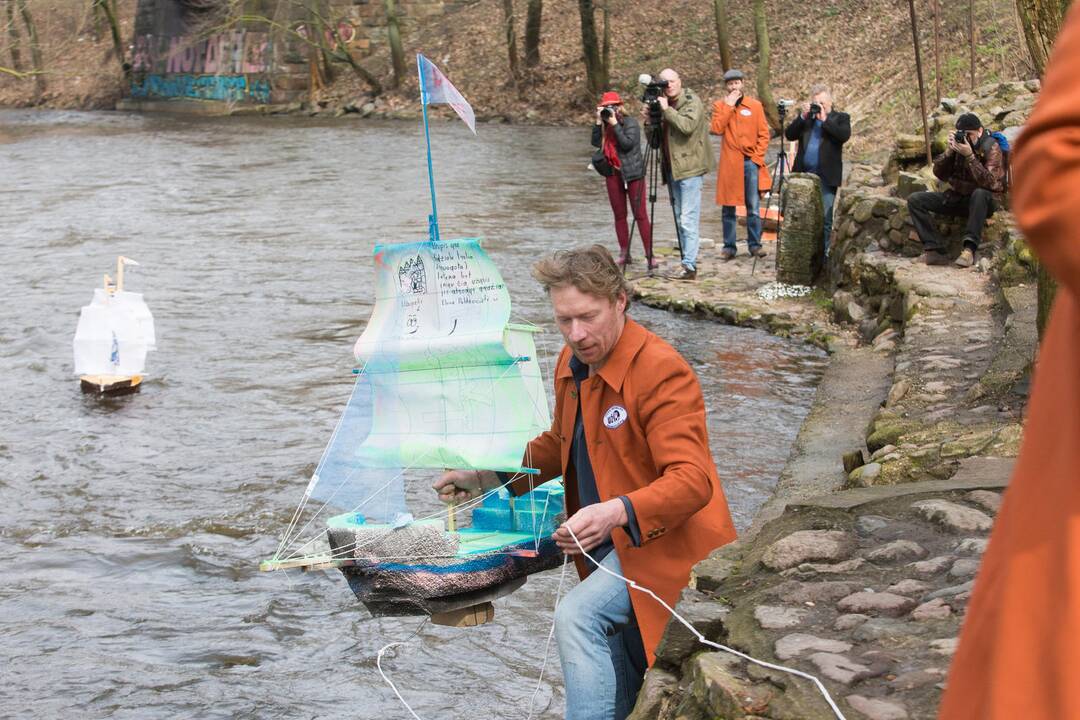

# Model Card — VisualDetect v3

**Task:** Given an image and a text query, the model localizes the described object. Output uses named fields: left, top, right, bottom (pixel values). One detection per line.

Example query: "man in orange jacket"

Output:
left=710, top=69, right=772, bottom=261
left=937, top=5, right=1080, bottom=719
left=435, top=245, right=737, bottom=720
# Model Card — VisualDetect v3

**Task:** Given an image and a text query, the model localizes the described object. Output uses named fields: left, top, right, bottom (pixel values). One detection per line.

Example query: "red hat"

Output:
left=600, top=91, right=622, bottom=106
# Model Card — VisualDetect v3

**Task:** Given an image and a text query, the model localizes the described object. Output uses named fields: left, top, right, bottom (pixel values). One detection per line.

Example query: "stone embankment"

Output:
left=626, top=84, right=1040, bottom=719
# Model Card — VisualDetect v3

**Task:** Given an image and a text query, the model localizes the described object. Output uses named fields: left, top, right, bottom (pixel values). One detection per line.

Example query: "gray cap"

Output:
left=723, top=69, right=745, bottom=82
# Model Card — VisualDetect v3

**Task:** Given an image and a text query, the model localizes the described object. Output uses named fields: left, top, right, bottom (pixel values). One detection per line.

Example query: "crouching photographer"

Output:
left=592, top=91, right=655, bottom=270
left=907, top=112, right=1006, bottom=268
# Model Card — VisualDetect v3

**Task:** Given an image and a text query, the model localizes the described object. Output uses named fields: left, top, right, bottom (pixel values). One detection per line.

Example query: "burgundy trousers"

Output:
left=605, top=174, right=653, bottom=260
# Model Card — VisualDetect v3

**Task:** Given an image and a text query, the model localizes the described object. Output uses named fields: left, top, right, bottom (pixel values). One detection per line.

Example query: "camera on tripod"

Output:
left=777, top=99, right=795, bottom=119
left=638, top=74, right=670, bottom=107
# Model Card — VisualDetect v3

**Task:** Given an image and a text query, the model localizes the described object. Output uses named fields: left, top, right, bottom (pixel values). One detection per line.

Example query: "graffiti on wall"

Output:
left=131, top=74, right=272, bottom=103
left=130, top=31, right=272, bottom=103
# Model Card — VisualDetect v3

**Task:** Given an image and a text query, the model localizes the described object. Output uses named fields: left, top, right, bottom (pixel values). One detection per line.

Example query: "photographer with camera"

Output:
left=592, top=91, right=656, bottom=270
left=709, top=69, right=771, bottom=262
left=641, top=69, right=714, bottom=281
left=907, top=112, right=1006, bottom=268
left=784, top=84, right=850, bottom=256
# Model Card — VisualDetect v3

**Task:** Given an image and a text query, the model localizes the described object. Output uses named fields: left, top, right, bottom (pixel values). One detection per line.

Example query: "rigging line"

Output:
left=275, top=359, right=372, bottom=558
left=564, top=526, right=848, bottom=720
left=526, top=554, right=571, bottom=720
left=278, top=455, right=432, bottom=562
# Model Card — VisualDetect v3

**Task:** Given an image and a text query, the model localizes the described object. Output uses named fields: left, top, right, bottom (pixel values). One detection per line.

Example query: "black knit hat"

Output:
left=956, top=113, right=982, bottom=131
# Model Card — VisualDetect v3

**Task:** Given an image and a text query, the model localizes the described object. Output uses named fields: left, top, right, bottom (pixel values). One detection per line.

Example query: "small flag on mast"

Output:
left=417, top=54, right=476, bottom=134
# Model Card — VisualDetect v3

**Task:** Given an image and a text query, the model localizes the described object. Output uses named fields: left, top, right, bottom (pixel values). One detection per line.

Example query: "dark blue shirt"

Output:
left=803, top=118, right=824, bottom=175
left=568, top=355, right=640, bottom=562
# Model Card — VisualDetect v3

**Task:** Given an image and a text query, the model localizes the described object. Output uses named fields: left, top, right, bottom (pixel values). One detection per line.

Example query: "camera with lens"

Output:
left=600, top=106, right=614, bottom=123
left=809, top=102, right=822, bottom=117
left=777, top=99, right=795, bottom=118
left=954, top=129, right=968, bottom=144
left=639, top=74, right=670, bottom=106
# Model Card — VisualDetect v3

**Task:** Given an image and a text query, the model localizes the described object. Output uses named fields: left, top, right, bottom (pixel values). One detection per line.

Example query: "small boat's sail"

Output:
left=73, top=257, right=156, bottom=394
left=269, top=238, right=564, bottom=618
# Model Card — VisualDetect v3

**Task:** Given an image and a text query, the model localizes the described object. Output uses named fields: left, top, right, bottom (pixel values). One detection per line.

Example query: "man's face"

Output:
left=550, top=284, right=627, bottom=369
left=726, top=78, right=744, bottom=94
left=812, top=92, right=831, bottom=113
left=963, top=126, right=983, bottom=144
left=660, top=70, right=681, bottom=98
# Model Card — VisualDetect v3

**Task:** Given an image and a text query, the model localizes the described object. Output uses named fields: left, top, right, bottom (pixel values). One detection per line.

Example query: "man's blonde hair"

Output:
left=532, top=245, right=632, bottom=309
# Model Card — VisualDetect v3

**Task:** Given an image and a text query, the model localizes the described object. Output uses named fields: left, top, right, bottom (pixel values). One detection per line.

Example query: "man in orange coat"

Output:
left=937, top=6, right=1080, bottom=719
left=435, top=245, right=737, bottom=720
left=710, top=69, right=772, bottom=261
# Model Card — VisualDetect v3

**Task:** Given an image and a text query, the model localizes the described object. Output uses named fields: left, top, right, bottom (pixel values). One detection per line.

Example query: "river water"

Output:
left=0, top=110, right=826, bottom=719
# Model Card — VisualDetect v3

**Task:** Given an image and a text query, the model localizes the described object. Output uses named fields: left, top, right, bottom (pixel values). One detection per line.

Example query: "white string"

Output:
left=526, top=554, right=571, bottom=720
left=563, top=526, right=848, bottom=720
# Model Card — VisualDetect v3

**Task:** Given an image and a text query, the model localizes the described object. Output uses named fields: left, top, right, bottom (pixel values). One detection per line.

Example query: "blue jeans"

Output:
left=821, top=183, right=838, bottom=255
left=722, top=158, right=763, bottom=252
left=555, top=550, right=646, bottom=720
left=669, top=174, right=704, bottom=271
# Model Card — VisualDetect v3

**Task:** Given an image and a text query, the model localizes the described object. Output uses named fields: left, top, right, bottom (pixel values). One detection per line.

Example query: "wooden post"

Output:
left=932, top=0, right=942, bottom=103
left=908, top=0, right=934, bottom=167
left=969, top=0, right=976, bottom=90
left=115, top=256, right=125, bottom=292
left=447, top=502, right=457, bottom=532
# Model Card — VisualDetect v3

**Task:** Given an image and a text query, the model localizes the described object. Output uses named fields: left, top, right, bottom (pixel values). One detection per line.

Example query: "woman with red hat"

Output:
left=592, top=91, right=656, bottom=270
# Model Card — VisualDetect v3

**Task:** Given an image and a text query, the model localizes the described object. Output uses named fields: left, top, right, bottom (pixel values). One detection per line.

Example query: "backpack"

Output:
left=989, top=131, right=1011, bottom=191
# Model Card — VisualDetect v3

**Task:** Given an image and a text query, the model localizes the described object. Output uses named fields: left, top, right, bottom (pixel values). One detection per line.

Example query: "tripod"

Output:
left=757, top=104, right=791, bottom=276
left=622, top=108, right=683, bottom=278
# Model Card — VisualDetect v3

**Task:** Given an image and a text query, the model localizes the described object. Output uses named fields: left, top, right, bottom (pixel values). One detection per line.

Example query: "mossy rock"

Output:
left=867, top=417, right=923, bottom=452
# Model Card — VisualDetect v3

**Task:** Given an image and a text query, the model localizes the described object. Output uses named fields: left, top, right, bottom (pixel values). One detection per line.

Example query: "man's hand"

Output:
left=657, top=96, right=669, bottom=111
left=724, top=89, right=741, bottom=107
left=955, top=137, right=974, bottom=157
left=433, top=469, right=497, bottom=504
left=553, top=499, right=628, bottom=555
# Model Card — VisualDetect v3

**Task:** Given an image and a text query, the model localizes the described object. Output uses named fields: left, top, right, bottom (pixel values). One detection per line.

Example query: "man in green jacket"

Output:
left=644, top=69, right=714, bottom=281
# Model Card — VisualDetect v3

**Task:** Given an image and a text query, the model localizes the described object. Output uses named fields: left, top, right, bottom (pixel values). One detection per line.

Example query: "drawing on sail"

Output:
left=265, top=238, right=565, bottom=619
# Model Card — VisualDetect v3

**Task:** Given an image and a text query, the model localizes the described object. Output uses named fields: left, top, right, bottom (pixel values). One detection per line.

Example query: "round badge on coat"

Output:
left=739, top=108, right=752, bottom=116
left=603, top=405, right=628, bottom=429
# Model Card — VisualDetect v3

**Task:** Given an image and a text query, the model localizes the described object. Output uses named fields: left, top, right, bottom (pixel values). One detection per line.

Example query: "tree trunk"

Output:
left=384, top=0, right=406, bottom=88
left=501, top=0, right=521, bottom=82
left=714, top=0, right=732, bottom=71
left=6, top=0, right=22, bottom=71
left=524, top=0, right=541, bottom=67
left=908, top=0, right=933, bottom=166
left=577, top=0, right=605, bottom=96
left=94, top=0, right=130, bottom=78
left=752, top=0, right=778, bottom=131
left=602, top=1, right=609, bottom=87
left=15, top=0, right=42, bottom=95
left=1015, top=0, right=1073, bottom=76
left=1037, top=261, right=1058, bottom=339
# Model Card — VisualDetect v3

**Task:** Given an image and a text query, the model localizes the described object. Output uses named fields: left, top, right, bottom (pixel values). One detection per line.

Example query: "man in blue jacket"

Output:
left=785, top=84, right=851, bottom=256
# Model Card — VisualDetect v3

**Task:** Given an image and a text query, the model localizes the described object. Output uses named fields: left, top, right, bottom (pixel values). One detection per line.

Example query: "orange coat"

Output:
left=512, top=317, right=737, bottom=665
left=938, top=5, right=1080, bottom=719
left=710, top=96, right=772, bottom=207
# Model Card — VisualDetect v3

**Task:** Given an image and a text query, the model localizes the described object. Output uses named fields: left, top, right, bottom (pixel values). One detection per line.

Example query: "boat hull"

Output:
left=79, top=374, right=143, bottom=396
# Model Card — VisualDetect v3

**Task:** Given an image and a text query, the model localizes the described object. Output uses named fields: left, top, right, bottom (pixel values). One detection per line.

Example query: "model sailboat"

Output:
left=73, top=256, right=157, bottom=396
left=262, top=57, right=564, bottom=626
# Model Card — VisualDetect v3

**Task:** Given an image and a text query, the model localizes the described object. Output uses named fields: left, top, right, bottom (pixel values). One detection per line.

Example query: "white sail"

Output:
left=73, top=289, right=157, bottom=376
